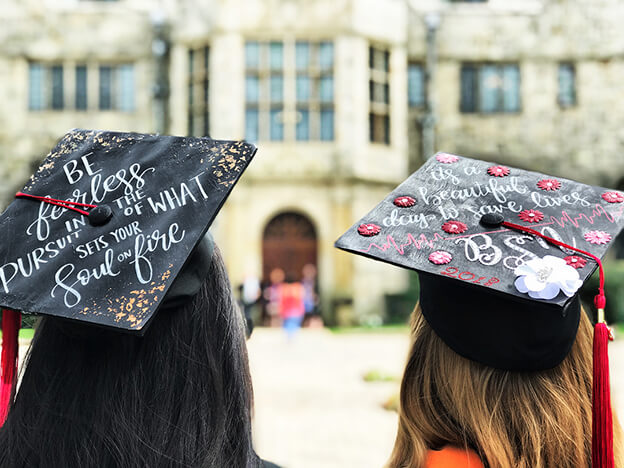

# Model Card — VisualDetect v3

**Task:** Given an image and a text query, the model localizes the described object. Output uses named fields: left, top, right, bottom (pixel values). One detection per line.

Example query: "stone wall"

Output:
left=408, top=0, right=624, bottom=186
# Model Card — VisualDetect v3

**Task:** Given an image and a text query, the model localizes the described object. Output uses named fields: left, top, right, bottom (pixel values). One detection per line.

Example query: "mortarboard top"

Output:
left=0, top=129, right=256, bottom=334
left=335, top=152, right=624, bottom=371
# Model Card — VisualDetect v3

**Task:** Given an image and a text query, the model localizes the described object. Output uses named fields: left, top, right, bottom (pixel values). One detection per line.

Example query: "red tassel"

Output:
left=0, top=309, right=20, bottom=425
left=593, top=321, right=614, bottom=468
left=500, top=220, right=616, bottom=466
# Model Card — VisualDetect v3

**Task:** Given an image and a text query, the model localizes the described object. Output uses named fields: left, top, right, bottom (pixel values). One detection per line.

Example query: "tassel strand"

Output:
left=593, top=321, right=615, bottom=468
left=0, top=309, right=21, bottom=425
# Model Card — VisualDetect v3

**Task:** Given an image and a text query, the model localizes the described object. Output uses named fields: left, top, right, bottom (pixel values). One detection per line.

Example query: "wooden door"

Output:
left=262, top=212, right=317, bottom=282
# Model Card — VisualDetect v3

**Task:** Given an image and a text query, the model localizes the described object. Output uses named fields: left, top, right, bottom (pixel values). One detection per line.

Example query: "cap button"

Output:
left=480, top=213, right=504, bottom=227
left=89, top=205, right=113, bottom=226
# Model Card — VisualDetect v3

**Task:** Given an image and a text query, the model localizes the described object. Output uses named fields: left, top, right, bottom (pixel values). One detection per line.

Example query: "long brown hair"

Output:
left=388, top=304, right=621, bottom=468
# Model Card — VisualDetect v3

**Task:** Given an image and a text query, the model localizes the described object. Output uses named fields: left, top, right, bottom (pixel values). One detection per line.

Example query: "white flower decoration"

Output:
left=514, top=255, right=583, bottom=300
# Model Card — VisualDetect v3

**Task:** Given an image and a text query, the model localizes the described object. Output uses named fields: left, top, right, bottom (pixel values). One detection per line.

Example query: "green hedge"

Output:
left=384, top=272, right=420, bottom=325
left=579, top=261, right=624, bottom=324
left=0, top=311, right=37, bottom=329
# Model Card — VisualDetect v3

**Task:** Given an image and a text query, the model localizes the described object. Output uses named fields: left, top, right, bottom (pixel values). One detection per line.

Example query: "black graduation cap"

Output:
left=0, top=129, right=257, bottom=334
left=335, top=152, right=624, bottom=371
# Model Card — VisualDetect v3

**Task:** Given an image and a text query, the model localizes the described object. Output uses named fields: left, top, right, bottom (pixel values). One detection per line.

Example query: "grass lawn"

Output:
left=328, top=324, right=410, bottom=334
left=19, top=328, right=35, bottom=340
left=0, top=328, right=35, bottom=340
left=362, top=369, right=399, bottom=382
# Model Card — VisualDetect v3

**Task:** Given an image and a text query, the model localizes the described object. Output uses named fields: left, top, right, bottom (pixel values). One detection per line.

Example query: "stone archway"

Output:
left=262, top=211, right=317, bottom=282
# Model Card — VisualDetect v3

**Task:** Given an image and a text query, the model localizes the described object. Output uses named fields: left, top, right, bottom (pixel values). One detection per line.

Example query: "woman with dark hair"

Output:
left=0, top=246, right=267, bottom=468
left=335, top=153, right=624, bottom=467
left=0, top=130, right=279, bottom=467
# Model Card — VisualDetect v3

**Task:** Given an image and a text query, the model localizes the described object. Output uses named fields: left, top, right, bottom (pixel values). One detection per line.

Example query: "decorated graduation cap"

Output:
left=335, top=152, right=624, bottom=468
left=0, top=129, right=256, bottom=419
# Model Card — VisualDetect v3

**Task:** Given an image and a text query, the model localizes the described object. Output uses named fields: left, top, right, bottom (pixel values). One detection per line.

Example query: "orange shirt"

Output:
left=425, top=447, right=484, bottom=468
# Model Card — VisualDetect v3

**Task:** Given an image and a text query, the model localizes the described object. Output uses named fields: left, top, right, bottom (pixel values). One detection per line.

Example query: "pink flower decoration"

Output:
left=487, top=165, right=510, bottom=177
left=518, top=209, right=544, bottom=223
left=429, top=250, right=453, bottom=265
left=357, top=223, right=381, bottom=237
left=436, top=153, right=459, bottom=164
left=564, top=255, right=587, bottom=269
left=602, top=191, right=624, bottom=203
left=394, top=196, right=416, bottom=208
left=584, top=230, right=612, bottom=245
left=441, top=220, right=468, bottom=235
left=537, top=179, right=561, bottom=191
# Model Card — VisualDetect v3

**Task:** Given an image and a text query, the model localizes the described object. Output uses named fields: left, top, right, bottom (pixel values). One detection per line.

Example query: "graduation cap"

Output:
left=0, top=129, right=256, bottom=418
left=335, top=153, right=624, bottom=467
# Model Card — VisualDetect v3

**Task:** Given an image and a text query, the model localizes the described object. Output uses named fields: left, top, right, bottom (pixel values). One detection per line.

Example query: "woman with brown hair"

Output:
left=335, top=153, right=624, bottom=468
left=388, top=303, right=615, bottom=468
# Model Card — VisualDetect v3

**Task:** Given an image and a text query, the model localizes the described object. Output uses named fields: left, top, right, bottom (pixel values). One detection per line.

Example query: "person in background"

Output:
left=264, top=268, right=285, bottom=327
left=240, top=271, right=262, bottom=334
left=279, top=275, right=305, bottom=340
left=301, top=263, right=322, bottom=328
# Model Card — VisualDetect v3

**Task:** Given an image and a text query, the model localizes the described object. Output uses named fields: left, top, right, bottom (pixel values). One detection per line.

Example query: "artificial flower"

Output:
left=441, top=220, right=468, bottom=234
left=393, top=196, right=416, bottom=207
left=584, top=230, right=612, bottom=245
left=564, top=255, right=587, bottom=269
left=514, top=255, right=583, bottom=300
left=537, top=179, right=561, bottom=191
left=518, top=209, right=544, bottom=223
left=436, top=153, right=459, bottom=164
left=602, top=191, right=624, bottom=203
left=487, top=165, right=510, bottom=177
left=429, top=250, right=453, bottom=265
left=357, top=223, right=381, bottom=236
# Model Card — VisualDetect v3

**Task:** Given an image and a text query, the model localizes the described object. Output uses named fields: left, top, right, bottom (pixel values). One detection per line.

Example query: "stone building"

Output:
left=0, top=0, right=622, bottom=324
left=408, top=0, right=624, bottom=188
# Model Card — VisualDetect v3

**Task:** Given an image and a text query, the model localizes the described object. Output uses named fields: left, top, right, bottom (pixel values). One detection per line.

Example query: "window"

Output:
left=296, top=41, right=334, bottom=141
left=408, top=63, right=425, bottom=107
left=99, top=66, right=113, bottom=110
left=99, top=64, right=135, bottom=111
left=29, top=62, right=134, bottom=112
left=460, top=63, right=520, bottom=113
left=245, top=41, right=284, bottom=141
left=51, top=66, right=64, bottom=110
left=558, top=63, right=576, bottom=108
left=75, top=65, right=88, bottom=110
left=28, top=63, right=64, bottom=110
left=244, top=40, right=334, bottom=142
left=369, top=45, right=391, bottom=144
left=188, top=46, right=210, bottom=136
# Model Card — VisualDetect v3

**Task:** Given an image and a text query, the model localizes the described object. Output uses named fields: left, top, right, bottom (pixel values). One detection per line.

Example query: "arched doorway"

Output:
left=262, top=211, right=317, bottom=282
left=262, top=212, right=318, bottom=326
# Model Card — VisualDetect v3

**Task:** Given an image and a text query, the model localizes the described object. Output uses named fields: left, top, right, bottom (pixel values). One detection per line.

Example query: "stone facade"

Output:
left=408, top=0, right=624, bottom=187
left=0, top=0, right=622, bottom=324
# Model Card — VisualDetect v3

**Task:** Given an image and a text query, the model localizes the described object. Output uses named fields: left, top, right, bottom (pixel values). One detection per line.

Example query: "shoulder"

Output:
left=425, top=446, right=484, bottom=468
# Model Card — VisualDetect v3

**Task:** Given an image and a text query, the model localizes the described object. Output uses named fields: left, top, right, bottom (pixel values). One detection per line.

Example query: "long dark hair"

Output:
left=0, top=248, right=262, bottom=468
